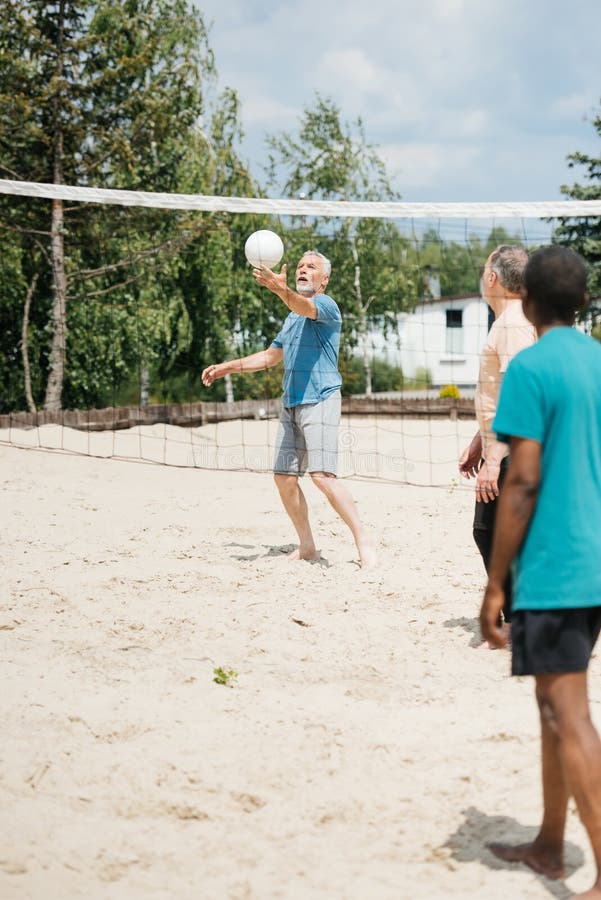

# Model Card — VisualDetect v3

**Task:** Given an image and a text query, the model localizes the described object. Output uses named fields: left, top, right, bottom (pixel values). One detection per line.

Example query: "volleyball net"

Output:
left=1, top=179, right=599, bottom=486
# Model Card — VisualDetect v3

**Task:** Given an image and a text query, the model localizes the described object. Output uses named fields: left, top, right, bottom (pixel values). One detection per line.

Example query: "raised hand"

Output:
left=253, top=263, right=287, bottom=295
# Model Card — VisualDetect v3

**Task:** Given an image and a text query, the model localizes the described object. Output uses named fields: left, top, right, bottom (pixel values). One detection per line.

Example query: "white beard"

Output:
left=296, top=281, right=314, bottom=295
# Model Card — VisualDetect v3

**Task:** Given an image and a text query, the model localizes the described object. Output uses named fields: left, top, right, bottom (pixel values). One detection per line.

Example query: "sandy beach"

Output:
left=1, top=423, right=599, bottom=899
left=0, top=415, right=483, bottom=486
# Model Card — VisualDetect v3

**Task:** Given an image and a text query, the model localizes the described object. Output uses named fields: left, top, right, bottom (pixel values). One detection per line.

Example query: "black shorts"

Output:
left=511, top=607, right=601, bottom=676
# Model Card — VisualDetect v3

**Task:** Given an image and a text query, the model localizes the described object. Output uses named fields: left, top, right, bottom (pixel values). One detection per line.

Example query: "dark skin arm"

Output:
left=479, top=436, right=541, bottom=648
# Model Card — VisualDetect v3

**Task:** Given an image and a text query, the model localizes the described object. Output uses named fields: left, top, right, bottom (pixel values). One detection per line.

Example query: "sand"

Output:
left=1, top=423, right=599, bottom=899
left=0, top=415, right=487, bottom=486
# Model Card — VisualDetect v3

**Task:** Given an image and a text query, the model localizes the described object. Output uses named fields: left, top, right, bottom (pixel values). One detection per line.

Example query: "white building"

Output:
left=365, top=295, right=492, bottom=388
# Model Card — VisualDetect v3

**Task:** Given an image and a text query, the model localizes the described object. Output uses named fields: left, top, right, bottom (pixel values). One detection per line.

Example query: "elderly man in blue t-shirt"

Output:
left=202, top=250, right=376, bottom=569
left=480, top=246, right=601, bottom=896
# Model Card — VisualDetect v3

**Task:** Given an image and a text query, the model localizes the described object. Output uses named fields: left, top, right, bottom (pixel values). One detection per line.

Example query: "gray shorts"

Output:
left=274, top=390, right=341, bottom=476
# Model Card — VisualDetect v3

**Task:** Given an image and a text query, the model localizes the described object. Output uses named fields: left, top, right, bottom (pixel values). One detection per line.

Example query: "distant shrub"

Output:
left=439, top=383, right=461, bottom=400
left=411, top=366, right=433, bottom=389
left=339, top=356, right=404, bottom=395
left=371, top=358, right=405, bottom=392
left=338, top=356, right=436, bottom=395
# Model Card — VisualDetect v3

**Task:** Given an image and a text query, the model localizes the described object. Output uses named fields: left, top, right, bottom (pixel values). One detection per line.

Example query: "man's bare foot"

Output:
left=572, top=888, right=601, bottom=898
left=288, top=546, right=320, bottom=562
left=488, top=842, right=565, bottom=880
left=358, top=541, right=377, bottom=570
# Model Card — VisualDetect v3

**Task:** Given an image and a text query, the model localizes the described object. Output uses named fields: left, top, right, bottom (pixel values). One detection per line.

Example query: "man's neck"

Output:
left=491, top=293, right=522, bottom=319
left=536, top=318, right=575, bottom=338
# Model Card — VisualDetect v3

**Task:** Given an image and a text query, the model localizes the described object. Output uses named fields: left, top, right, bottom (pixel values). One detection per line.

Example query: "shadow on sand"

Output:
left=225, top=542, right=331, bottom=567
left=443, top=615, right=485, bottom=648
left=444, top=806, right=584, bottom=899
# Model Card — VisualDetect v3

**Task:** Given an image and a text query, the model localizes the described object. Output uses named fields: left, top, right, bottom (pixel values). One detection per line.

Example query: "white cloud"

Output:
left=313, top=46, right=491, bottom=139
left=314, top=49, right=425, bottom=124
left=550, top=92, right=598, bottom=120
left=452, top=109, right=490, bottom=139
left=241, top=96, right=299, bottom=128
left=317, top=48, right=383, bottom=96
left=379, top=142, right=480, bottom=189
left=193, top=0, right=600, bottom=201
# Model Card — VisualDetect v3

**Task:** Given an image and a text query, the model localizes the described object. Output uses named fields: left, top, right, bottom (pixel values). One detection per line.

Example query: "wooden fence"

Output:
left=0, top=395, right=475, bottom=432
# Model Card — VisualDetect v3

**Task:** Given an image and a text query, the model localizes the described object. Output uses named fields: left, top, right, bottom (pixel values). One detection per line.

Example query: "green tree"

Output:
left=555, top=104, right=601, bottom=333
left=161, top=88, right=282, bottom=404
left=265, top=94, right=418, bottom=394
left=0, top=0, right=232, bottom=412
left=410, top=226, right=523, bottom=298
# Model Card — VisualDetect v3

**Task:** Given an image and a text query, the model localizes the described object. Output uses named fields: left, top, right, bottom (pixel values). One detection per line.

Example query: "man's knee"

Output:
left=536, top=680, right=591, bottom=739
left=274, top=473, right=299, bottom=495
left=310, top=471, right=336, bottom=493
left=536, top=692, right=561, bottom=735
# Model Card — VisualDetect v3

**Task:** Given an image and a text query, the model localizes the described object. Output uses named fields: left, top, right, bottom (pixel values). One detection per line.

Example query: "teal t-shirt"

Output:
left=493, top=327, right=601, bottom=610
left=271, top=294, right=342, bottom=407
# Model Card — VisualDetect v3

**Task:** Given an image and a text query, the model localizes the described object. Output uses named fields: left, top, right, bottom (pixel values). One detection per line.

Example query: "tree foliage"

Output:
left=0, top=0, right=258, bottom=412
left=555, top=103, right=601, bottom=329
left=410, top=225, right=525, bottom=298
left=266, top=94, right=419, bottom=393
left=2, top=20, right=595, bottom=413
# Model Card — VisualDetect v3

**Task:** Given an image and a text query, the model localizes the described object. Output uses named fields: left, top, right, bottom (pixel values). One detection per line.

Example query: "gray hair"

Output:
left=302, top=249, right=331, bottom=277
left=489, top=244, right=529, bottom=293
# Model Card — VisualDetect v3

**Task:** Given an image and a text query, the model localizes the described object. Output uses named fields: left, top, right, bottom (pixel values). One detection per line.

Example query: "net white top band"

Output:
left=1, top=179, right=600, bottom=219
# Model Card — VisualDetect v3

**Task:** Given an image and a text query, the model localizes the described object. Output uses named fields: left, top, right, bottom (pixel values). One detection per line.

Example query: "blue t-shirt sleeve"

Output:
left=271, top=317, right=289, bottom=349
left=314, top=294, right=341, bottom=324
left=493, top=357, right=545, bottom=445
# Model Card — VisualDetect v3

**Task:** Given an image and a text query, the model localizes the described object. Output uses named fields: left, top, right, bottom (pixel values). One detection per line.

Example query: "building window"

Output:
left=445, top=308, right=463, bottom=354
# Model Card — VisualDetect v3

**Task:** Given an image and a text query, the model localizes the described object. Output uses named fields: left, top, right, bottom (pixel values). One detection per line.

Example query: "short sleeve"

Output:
left=493, top=356, right=545, bottom=445
left=314, top=294, right=341, bottom=324
left=271, top=319, right=287, bottom=348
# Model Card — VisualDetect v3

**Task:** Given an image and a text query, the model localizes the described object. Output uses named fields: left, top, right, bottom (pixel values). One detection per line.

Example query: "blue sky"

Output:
left=194, top=0, right=600, bottom=203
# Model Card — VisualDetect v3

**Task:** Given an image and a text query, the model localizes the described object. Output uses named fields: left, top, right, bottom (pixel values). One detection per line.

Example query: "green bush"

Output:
left=111, top=356, right=435, bottom=404
left=408, top=366, right=433, bottom=389
left=339, top=356, right=433, bottom=395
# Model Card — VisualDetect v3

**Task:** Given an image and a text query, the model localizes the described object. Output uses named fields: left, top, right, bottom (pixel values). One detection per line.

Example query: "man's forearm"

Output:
left=222, top=348, right=280, bottom=375
left=482, top=431, right=509, bottom=466
left=273, top=285, right=316, bottom=318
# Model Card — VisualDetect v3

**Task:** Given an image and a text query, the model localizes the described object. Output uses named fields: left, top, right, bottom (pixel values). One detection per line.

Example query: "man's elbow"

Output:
left=507, top=468, right=540, bottom=500
left=267, top=350, right=283, bottom=368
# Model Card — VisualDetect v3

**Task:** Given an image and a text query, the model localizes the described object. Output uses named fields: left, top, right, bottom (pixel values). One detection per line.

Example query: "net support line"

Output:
left=1, top=179, right=601, bottom=219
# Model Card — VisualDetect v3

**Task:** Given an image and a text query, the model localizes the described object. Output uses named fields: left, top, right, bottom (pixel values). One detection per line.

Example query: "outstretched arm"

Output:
left=253, top=264, right=318, bottom=319
left=202, top=346, right=283, bottom=387
left=479, top=436, right=541, bottom=647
